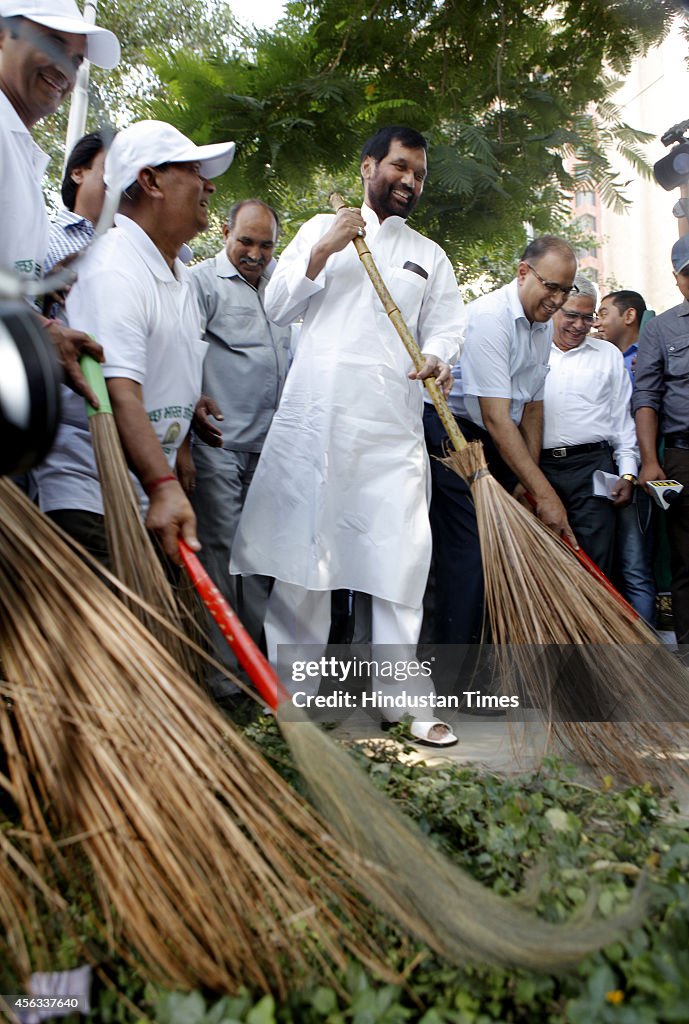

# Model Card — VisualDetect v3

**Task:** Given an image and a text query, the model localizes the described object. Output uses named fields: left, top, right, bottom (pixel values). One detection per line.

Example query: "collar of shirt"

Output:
left=54, top=208, right=94, bottom=233
left=361, top=201, right=406, bottom=243
left=0, top=90, right=50, bottom=179
left=113, top=212, right=186, bottom=284
left=214, top=246, right=272, bottom=292
left=550, top=334, right=598, bottom=357
left=506, top=277, right=551, bottom=335
left=678, top=299, right=689, bottom=318
left=214, top=247, right=247, bottom=280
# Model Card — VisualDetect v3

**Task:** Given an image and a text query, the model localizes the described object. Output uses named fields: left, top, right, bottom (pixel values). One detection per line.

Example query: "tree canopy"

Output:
left=143, top=0, right=679, bottom=281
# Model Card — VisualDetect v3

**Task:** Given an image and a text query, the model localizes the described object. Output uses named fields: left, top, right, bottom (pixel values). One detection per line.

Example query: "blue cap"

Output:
left=672, top=234, right=689, bottom=274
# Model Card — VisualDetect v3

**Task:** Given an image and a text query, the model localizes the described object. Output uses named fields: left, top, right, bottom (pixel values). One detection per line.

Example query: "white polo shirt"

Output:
left=35, top=214, right=206, bottom=514
left=0, top=91, right=50, bottom=280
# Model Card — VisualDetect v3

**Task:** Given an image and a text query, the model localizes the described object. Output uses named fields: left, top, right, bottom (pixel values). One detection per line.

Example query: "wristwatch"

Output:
left=621, top=473, right=638, bottom=484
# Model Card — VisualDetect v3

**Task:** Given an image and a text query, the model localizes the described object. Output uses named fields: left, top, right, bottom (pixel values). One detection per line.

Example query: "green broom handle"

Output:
left=329, top=193, right=467, bottom=452
left=80, top=352, right=113, bottom=416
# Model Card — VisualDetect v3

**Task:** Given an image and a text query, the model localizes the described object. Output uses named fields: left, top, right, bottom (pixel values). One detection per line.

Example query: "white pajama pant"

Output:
left=264, top=580, right=441, bottom=723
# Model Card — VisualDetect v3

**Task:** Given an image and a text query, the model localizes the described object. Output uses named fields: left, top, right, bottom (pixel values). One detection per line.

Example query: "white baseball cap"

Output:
left=0, top=0, right=120, bottom=69
left=104, top=120, right=236, bottom=195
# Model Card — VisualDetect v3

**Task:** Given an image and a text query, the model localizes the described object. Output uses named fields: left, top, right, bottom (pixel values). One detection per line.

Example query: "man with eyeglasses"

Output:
left=634, top=235, right=689, bottom=649
left=424, top=234, right=577, bottom=648
left=540, top=273, right=637, bottom=578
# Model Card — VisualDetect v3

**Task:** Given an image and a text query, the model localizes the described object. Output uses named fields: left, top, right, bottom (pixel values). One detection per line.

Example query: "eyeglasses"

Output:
left=560, top=310, right=596, bottom=327
left=524, top=262, right=579, bottom=298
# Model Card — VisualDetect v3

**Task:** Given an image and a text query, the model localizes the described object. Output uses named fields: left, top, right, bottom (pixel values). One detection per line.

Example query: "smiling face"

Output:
left=0, top=17, right=84, bottom=129
left=516, top=251, right=577, bottom=324
left=361, top=139, right=427, bottom=221
left=156, top=160, right=216, bottom=241
left=595, top=296, right=626, bottom=346
left=552, top=294, right=597, bottom=351
left=223, top=203, right=277, bottom=286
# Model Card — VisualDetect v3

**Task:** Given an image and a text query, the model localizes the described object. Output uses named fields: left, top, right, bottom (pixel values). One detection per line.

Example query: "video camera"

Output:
left=0, top=303, right=62, bottom=477
left=654, top=119, right=689, bottom=193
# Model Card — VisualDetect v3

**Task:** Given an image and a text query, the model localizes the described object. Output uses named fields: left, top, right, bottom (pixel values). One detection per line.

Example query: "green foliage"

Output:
left=5, top=717, right=689, bottom=1022
left=143, top=0, right=677, bottom=281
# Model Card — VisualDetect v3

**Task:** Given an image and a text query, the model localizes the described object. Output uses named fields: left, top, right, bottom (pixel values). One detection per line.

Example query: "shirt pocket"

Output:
left=666, top=335, right=689, bottom=379
left=216, top=306, right=261, bottom=349
left=385, top=266, right=427, bottom=329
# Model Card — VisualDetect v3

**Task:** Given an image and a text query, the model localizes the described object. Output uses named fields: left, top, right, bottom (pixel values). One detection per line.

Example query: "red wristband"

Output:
left=144, top=474, right=177, bottom=496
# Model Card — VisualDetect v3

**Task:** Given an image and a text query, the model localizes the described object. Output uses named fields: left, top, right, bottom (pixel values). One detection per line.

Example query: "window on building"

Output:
left=576, top=246, right=598, bottom=261
left=578, top=213, right=597, bottom=233
left=575, top=191, right=596, bottom=207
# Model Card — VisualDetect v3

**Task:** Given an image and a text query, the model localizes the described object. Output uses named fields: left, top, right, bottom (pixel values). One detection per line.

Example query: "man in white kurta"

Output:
left=231, top=126, right=464, bottom=745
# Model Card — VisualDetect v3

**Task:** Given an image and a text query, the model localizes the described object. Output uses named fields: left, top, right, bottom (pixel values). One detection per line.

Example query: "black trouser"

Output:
left=423, top=405, right=516, bottom=645
left=540, top=445, right=616, bottom=577
left=663, top=447, right=689, bottom=646
left=46, top=508, right=110, bottom=569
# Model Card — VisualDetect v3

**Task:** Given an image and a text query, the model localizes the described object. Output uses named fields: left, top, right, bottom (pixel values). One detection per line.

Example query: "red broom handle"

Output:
left=178, top=539, right=289, bottom=710
left=524, top=493, right=639, bottom=622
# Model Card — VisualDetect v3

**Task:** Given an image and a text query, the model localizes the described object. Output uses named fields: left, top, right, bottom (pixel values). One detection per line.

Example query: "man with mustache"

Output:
left=0, top=0, right=119, bottom=406
left=188, top=199, right=291, bottom=700
left=231, top=126, right=464, bottom=746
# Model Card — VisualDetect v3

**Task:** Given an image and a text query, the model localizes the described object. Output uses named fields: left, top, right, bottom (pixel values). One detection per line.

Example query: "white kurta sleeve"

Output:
left=264, top=215, right=334, bottom=326
left=417, top=251, right=464, bottom=366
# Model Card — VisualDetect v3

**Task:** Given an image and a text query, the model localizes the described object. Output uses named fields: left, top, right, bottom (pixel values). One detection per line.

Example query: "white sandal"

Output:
left=408, top=718, right=458, bottom=748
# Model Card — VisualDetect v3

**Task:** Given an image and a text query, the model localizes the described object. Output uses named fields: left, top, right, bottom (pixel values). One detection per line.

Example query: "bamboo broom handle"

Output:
left=80, top=353, right=113, bottom=416
left=329, top=193, right=467, bottom=452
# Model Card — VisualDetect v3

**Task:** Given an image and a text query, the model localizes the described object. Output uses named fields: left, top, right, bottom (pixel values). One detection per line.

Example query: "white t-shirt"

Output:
left=35, top=214, right=206, bottom=513
left=0, top=91, right=50, bottom=281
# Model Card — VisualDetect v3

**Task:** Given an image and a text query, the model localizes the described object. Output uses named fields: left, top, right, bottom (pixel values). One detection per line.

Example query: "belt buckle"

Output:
left=552, top=447, right=566, bottom=459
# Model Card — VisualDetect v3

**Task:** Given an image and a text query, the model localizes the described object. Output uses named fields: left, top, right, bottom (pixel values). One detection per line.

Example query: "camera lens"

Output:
left=0, top=302, right=62, bottom=476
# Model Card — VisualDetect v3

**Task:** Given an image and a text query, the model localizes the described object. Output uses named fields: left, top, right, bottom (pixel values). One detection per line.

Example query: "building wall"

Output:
left=571, top=17, right=689, bottom=314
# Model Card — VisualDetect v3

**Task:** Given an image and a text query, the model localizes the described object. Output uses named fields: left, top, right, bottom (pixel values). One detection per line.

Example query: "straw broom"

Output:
left=330, top=194, right=689, bottom=784
left=179, top=539, right=645, bottom=973
left=0, top=478, right=391, bottom=995
left=79, top=355, right=205, bottom=683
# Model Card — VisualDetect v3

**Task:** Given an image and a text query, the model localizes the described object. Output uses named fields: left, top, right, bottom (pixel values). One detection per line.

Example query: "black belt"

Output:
left=664, top=433, right=689, bottom=450
left=541, top=441, right=611, bottom=460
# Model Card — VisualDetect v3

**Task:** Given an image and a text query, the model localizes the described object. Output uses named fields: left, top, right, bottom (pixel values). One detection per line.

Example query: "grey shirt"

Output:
left=191, top=250, right=291, bottom=452
left=632, top=298, right=689, bottom=436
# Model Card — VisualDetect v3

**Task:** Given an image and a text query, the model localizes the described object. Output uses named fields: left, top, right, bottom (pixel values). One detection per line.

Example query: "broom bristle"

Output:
left=442, top=443, right=689, bottom=783
left=88, top=413, right=207, bottom=685
left=0, top=478, right=390, bottom=995
left=278, top=702, right=645, bottom=972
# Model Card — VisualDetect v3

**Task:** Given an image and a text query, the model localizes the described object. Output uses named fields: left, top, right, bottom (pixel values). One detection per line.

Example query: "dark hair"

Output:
left=61, top=132, right=105, bottom=210
left=226, top=198, right=280, bottom=235
left=520, top=235, right=576, bottom=264
left=360, top=125, right=428, bottom=164
left=602, top=290, right=647, bottom=325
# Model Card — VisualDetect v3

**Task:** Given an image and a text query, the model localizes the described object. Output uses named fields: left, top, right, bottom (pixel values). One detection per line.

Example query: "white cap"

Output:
left=104, top=120, right=236, bottom=195
left=0, top=0, right=120, bottom=69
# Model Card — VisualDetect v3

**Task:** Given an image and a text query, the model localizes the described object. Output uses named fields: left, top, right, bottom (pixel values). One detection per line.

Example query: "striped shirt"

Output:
left=44, top=208, right=95, bottom=273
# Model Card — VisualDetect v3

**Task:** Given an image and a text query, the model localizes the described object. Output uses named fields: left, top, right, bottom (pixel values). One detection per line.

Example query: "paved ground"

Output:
left=330, top=709, right=689, bottom=821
